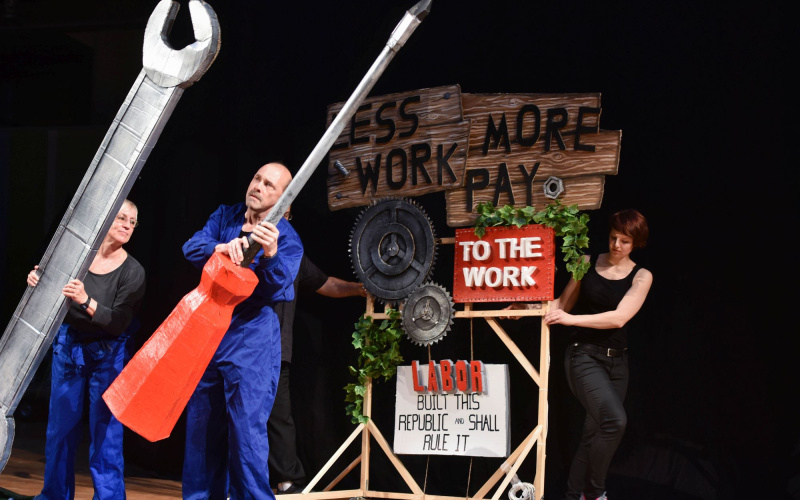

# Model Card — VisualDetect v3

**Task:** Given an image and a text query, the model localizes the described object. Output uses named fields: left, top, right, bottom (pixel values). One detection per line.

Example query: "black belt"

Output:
left=572, top=342, right=627, bottom=358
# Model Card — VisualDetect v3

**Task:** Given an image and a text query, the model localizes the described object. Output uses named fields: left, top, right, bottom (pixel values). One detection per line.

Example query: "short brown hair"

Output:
left=609, top=209, right=648, bottom=249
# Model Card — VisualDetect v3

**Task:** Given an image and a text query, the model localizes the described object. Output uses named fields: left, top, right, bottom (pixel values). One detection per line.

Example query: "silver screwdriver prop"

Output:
left=240, top=0, right=432, bottom=265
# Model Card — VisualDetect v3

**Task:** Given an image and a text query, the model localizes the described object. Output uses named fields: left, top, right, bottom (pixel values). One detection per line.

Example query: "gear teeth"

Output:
left=401, top=282, right=455, bottom=347
left=349, top=197, right=437, bottom=304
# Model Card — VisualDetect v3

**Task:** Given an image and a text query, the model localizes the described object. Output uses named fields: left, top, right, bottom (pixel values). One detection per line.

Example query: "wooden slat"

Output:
left=445, top=174, right=606, bottom=227
left=490, top=429, right=539, bottom=500
left=324, top=455, right=361, bottom=492
left=360, top=378, right=373, bottom=488
left=454, top=308, right=545, bottom=318
left=363, top=491, right=423, bottom=500
left=303, top=424, right=365, bottom=494
left=472, top=427, right=542, bottom=499
left=464, top=130, right=621, bottom=178
left=534, top=308, right=551, bottom=500
left=462, top=93, right=604, bottom=151
left=367, top=419, right=423, bottom=494
left=327, top=123, right=471, bottom=210
left=328, top=85, right=466, bottom=135
left=485, top=317, right=540, bottom=386
left=370, top=304, right=545, bottom=320
left=327, top=85, right=471, bottom=209
left=279, top=490, right=364, bottom=500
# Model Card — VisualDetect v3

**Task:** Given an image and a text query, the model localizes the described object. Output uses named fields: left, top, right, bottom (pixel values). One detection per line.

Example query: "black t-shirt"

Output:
left=569, top=255, right=643, bottom=349
left=64, top=254, right=146, bottom=343
left=274, top=254, right=328, bottom=363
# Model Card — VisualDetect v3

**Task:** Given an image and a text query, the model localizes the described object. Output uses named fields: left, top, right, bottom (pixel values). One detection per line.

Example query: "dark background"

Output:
left=0, top=1, right=793, bottom=499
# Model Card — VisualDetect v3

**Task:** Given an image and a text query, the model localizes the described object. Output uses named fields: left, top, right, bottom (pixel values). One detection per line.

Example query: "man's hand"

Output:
left=215, top=236, right=251, bottom=265
left=498, top=302, right=541, bottom=320
left=317, top=277, right=367, bottom=298
left=250, top=222, right=280, bottom=258
left=214, top=222, right=280, bottom=265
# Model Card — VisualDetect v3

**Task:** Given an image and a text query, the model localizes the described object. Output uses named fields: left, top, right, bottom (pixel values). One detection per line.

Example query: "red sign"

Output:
left=452, top=225, right=555, bottom=303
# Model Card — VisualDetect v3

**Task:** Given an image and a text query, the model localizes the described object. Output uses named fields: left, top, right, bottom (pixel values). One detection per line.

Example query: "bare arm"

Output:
left=545, top=268, right=653, bottom=328
left=552, top=275, right=582, bottom=313
left=316, top=276, right=367, bottom=298
left=500, top=255, right=587, bottom=320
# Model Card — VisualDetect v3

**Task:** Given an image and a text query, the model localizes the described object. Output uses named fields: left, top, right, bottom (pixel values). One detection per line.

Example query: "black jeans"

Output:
left=563, top=343, right=628, bottom=500
left=267, top=361, right=306, bottom=485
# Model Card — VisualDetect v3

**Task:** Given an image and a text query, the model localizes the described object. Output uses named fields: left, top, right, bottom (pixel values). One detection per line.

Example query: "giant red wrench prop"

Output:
left=104, top=0, right=432, bottom=442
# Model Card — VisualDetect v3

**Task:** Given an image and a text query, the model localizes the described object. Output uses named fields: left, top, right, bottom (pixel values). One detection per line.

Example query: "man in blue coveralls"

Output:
left=181, top=162, right=303, bottom=500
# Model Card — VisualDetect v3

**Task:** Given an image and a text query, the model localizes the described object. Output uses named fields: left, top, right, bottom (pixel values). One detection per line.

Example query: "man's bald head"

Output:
left=245, top=162, right=292, bottom=214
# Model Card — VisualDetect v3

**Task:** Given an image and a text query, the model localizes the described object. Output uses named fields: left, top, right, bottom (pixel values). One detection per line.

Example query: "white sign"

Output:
left=393, top=362, right=510, bottom=457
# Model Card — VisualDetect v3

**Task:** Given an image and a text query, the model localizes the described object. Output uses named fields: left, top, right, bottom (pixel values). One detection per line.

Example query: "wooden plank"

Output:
left=327, top=124, right=471, bottom=210
left=327, top=85, right=470, bottom=209
left=534, top=308, right=551, bottom=500
left=462, top=92, right=619, bottom=176
left=360, top=492, right=505, bottom=500
left=454, top=308, right=544, bottom=318
left=485, top=317, right=540, bottom=386
left=324, top=455, right=361, bottom=492
left=442, top=92, right=620, bottom=227
left=279, top=490, right=363, bottom=500
left=465, top=129, right=621, bottom=178
left=370, top=305, right=545, bottom=320
left=328, top=85, right=466, bottom=137
left=445, top=174, right=606, bottom=227
left=361, top=378, right=373, bottom=488
left=472, top=427, right=542, bottom=499
left=461, top=93, right=604, bottom=152
left=367, top=419, right=424, bottom=494
left=363, top=492, right=423, bottom=500
left=303, top=424, right=365, bottom=494
left=490, top=429, right=539, bottom=500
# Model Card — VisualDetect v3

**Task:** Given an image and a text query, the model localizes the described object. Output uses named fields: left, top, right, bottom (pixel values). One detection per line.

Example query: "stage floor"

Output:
left=0, top=419, right=182, bottom=499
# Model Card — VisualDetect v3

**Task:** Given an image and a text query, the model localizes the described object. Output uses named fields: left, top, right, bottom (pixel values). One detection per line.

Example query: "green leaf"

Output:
left=343, top=307, right=404, bottom=423
left=471, top=201, right=591, bottom=281
left=512, top=216, right=528, bottom=227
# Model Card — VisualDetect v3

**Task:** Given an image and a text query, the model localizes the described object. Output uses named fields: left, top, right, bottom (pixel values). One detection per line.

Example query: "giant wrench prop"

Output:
left=103, top=0, right=432, bottom=442
left=0, top=0, right=220, bottom=473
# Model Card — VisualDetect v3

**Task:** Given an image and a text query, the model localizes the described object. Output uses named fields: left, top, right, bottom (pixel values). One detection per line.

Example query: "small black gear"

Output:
left=402, top=282, right=455, bottom=346
left=350, top=198, right=437, bottom=303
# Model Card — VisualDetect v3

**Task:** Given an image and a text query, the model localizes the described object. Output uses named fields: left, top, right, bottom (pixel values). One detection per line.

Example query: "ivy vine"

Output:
left=474, top=200, right=591, bottom=281
left=344, top=308, right=404, bottom=424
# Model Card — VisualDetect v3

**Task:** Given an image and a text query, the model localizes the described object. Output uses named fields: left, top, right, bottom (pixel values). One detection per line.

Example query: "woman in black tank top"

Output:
left=545, top=209, right=653, bottom=500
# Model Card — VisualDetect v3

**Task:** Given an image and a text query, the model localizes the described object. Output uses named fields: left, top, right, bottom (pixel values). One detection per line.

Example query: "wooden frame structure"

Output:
left=285, top=238, right=552, bottom=500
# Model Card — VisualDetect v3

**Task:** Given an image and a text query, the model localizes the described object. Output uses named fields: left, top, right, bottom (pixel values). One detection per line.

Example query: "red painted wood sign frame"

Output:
left=452, top=225, right=555, bottom=303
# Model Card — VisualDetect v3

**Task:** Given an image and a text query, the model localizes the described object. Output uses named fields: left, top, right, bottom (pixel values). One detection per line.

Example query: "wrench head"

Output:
left=143, top=0, right=221, bottom=88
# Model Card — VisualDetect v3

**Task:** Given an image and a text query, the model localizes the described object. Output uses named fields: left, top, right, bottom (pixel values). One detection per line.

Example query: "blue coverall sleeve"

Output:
left=250, top=220, right=303, bottom=303
left=182, top=205, right=229, bottom=270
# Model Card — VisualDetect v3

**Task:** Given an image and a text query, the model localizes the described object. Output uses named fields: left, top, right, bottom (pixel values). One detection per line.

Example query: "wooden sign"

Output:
left=453, top=225, right=555, bottom=303
left=446, top=93, right=621, bottom=227
left=394, top=361, right=510, bottom=458
left=326, top=85, right=470, bottom=210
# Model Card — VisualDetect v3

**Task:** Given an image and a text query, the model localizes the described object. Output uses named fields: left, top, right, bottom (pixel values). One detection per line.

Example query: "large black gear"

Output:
left=402, top=282, right=455, bottom=346
left=350, top=198, right=436, bottom=303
